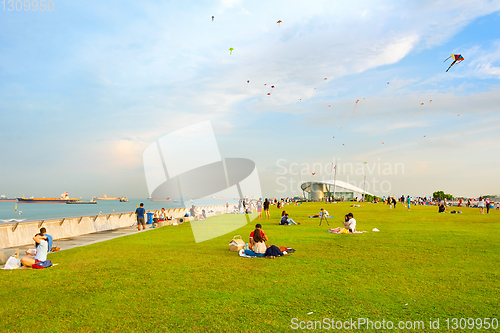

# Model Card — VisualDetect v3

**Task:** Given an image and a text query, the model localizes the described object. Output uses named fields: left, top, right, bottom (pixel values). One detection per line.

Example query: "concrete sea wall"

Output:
left=0, top=205, right=226, bottom=249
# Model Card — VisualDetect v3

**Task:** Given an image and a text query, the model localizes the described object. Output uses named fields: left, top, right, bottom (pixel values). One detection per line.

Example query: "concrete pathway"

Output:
left=14, top=225, right=157, bottom=259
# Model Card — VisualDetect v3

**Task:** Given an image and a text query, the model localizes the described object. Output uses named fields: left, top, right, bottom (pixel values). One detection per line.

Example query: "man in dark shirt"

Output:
left=136, top=203, right=146, bottom=231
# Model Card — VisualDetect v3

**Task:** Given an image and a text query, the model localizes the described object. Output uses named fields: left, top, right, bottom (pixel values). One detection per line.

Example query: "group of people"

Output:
left=246, top=224, right=286, bottom=258
left=20, top=227, right=54, bottom=268
left=330, top=213, right=357, bottom=233
left=280, top=211, right=299, bottom=225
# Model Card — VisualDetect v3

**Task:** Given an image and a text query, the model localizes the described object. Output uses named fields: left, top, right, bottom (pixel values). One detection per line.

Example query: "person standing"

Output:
left=485, top=197, right=490, bottom=214
left=406, top=195, right=411, bottom=211
left=136, top=203, right=146, bottom=231
left=257, top=198, right=263, bottom=219
left=478, top=197, right=485, bottom=214
left=263, top=198, right=270, bottom=219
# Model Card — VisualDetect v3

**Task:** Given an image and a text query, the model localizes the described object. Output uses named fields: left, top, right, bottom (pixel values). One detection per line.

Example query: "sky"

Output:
left=0, top=0, right=499, bottom=199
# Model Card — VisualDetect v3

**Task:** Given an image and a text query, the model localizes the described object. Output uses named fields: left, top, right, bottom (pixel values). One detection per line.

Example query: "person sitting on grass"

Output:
left=438, top=203, right=446, bottom=213
left=310, top=208, right=329, bottom=218
left=280, top=211, right=299, bottom=225
left=251, top=229, right=267, bottom=255
left=330, top=213, right=356, bottom=233
left=21, top=232, right=49, bottom=268
left=249, top=223, right=268, bottom=251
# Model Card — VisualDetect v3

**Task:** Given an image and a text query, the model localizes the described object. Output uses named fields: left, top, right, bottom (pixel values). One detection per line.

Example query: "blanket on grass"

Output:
left=328, top=229, right=367, bottom=234
left=309, top=215, right=334, bottom=218
left=239, top=246, right=295, bottom=258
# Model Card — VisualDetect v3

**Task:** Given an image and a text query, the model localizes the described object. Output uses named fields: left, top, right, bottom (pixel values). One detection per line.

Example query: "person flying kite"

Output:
left=444, top=54, right=464, bottom=72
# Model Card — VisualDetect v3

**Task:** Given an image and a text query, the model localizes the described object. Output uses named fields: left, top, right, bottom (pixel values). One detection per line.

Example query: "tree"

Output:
left=433, top=191, right=453, bottom=200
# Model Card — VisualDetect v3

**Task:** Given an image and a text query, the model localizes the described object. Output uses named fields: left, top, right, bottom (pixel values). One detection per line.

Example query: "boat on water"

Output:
left=17, top=192, right=78, bottom=203
left=149, top=197, right=171, bottom=202
left=67, top=198, right=97, bottom=204
left=0, top=195, right=17, bottom=202
left=119, top=197, right=129, bottom=202
left=95, top=194, right=121, bottom=200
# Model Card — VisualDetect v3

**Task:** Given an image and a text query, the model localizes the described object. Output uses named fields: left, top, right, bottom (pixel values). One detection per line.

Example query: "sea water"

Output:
left=0, top=198, right=235, bottom=222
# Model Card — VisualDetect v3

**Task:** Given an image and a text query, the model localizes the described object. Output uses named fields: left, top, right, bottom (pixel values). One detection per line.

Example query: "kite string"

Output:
left=344, top=101, right=358, bottom=125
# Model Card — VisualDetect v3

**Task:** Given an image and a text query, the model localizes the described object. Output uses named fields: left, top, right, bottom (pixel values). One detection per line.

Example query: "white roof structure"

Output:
left=300, top=179, right=373, bottom=200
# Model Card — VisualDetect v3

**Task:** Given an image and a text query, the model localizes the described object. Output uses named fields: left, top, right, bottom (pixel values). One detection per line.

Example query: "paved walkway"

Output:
left=14, top=225, right=157, bottom=259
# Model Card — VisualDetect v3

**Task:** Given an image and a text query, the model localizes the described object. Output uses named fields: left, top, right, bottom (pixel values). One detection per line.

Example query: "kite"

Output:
left=430, top=100, right=432, bottom=103
left=277, top=20, right=282, bottom=26
left=382, top=142, right=384, bottom=144
left=229, top=47, right=234, bottom=55
left=247, top=80, right=250, bottom=83
left=267, top=93, right=270, bottom=95
left=312, top=172, right=316, bottom=175
left=444, top=54, right=464, bottom=72
left=271, top=85, right=275, bottom=89
left=324, top=78, right=327, bottom=80
left=329, top=105, right=330, bottom=107
left=421, top=103, right=424, bottom=106
left=245, top=80, right=250, bottom=90
left=212, top=16, right=214, bottom=21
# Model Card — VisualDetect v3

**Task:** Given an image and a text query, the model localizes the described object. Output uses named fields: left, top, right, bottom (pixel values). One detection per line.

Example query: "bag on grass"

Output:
left=3, top=256, right=21, bottom=270
left=32, top=260, right=53, bottom=269
left=229, top=235, right=245, bottom=252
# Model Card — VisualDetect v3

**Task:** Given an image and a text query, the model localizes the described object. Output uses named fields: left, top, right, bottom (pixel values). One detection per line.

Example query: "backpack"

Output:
left=32, top=260, right=53, bottom=269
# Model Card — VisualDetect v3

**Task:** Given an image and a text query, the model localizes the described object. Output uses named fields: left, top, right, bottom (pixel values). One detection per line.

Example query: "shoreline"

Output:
left=0, top=204, right=227, bottom=249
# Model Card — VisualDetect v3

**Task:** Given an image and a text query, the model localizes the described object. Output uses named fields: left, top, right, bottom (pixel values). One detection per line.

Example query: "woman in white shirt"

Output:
left=478, top=197, right=485, bottom=214
left=252, top=229, right=267, bottom=254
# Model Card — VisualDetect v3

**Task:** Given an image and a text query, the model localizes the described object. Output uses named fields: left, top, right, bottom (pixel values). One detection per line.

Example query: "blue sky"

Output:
left=1, top=0, right=499, bottom=199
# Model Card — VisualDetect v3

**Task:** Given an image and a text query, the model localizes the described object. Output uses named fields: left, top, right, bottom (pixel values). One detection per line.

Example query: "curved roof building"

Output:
left=300, top=180, right=373, bottom=201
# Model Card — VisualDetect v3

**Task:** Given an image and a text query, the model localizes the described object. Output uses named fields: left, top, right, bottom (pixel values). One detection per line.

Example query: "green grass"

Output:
left=1, top=202, right=499, bottom=332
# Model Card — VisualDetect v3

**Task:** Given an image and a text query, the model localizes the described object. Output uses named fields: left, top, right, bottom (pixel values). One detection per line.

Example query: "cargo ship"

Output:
left=17, top=192, right=78, bottom=203
left=95, top=195, right=120, bottom=200
left=0, top=195, right=17, bottom=202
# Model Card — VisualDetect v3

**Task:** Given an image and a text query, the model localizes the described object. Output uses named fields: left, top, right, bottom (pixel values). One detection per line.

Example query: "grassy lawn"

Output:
left=1, top=202, right=499, bottom=332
